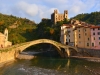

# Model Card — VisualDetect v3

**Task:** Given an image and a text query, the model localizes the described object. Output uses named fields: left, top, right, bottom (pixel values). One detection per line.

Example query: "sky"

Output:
left=0, top=0, right=100, bottom=23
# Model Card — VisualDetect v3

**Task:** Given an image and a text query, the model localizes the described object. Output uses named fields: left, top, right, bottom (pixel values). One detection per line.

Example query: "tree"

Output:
left=50, top=28, right=54, bottom=35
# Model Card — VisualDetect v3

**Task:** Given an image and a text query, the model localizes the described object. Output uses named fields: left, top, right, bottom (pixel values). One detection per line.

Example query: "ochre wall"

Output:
left=0, top=50, right=16, bottom=64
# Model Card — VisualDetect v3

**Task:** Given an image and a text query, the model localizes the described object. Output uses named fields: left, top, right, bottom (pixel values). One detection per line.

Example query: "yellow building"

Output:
left=74, top=25, right=91, bottom=48
left=51, top=10, right=68, bottom=24
left=0, top=28, right=12, bottom=48
left=84, top=26, right=91, bottom=48
left=60, top=19, right=92, bottom=48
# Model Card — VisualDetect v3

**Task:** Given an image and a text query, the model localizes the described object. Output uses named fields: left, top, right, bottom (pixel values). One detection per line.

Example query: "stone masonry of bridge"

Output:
left=0, top=39, right=78, bottom=64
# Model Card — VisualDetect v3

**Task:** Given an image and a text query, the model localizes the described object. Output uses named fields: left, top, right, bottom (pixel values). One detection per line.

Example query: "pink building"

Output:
left=91, top=26, right=100, bottom=49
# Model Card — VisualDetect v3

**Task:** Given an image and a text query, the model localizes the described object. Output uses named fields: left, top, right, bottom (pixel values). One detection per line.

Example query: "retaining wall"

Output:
left=0, top=50, right=16, bottom=64
left=78, top=48, right=100, bottom=57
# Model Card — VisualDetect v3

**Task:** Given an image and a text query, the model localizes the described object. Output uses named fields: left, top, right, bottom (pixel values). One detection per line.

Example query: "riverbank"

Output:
left=17, top=51, right=100, bottom=63
left=16, top=50, right=60, bottom=59
left=70, top=56, right=100, bottom=62
left=16, top=54, right=36, bottom=60
left=16, top=51, right=40, bottom=59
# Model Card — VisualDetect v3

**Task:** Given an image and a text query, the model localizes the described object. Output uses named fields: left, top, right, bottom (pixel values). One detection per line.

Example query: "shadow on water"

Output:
left=0, top=57, right=100, bottom=75
left=30, top=57, right=100, bottom=75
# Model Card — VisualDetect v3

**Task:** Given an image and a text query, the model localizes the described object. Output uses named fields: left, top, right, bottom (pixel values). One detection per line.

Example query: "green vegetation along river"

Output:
left=0, top=56, right=100, bottom=75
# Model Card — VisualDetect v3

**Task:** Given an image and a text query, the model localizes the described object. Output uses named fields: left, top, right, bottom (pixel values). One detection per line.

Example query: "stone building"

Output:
left=51, top=10, right=68, bottom=24
left=0, top=28, right=12, bottom=48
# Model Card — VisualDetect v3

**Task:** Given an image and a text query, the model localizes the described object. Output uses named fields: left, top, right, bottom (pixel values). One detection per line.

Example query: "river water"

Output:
left=0, top=56, right=100, bottom=75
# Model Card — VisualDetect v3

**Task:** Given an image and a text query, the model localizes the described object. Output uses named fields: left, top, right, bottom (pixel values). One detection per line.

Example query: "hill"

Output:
left=0, top=13, right=37, bottom=44
left=71, top=11, right=100, bottom=25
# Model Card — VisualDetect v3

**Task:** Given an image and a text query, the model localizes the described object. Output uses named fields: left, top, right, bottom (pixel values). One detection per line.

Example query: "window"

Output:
left=85, top=33, right=87, bottom=35
left=98, top=28, right=100, bottom=30
left=69, top=35, right=70, bottom=37
left=79, top=41, right=81, bottom=43
left=88, top=38, right=89, bottom=40
left=98, top=32, right=100, bottom=35
left=79, top=34, right=81, bottom=38
left=93, top=33, right=95, bottom=35
left=5, top=33, right=7, bottom=36
left=93, top=28, right=95, bottom=31
left=79, top=30, right=80, bottom=32
left=69, top=39, right=70, bottom=42
left=99, top=37, right=100, bottom=40
left=94, top=37, right=95, bottom=40
left=92, top=43, right=94, bottom=47
left=87, top=43, right=89, bottom=46
left=85, top=29, right=86, bottom=31
left=68, top=31, right=70, bottom=33
left=99, top=42, right=100, bottom=45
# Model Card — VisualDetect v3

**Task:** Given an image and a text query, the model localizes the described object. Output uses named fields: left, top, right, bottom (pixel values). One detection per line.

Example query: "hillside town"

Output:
left=50, top=9, right=100, bottom=50
left=60, top=19, right=100, bottom=49
left=0, top=0, right=100, bottom=75
left=0, top=9, right=100, bottom=50
left=0, top=7, right=100, bottom=75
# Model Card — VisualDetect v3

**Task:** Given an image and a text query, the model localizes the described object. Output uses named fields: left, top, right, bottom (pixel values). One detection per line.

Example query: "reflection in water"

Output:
left=67, top=59, right=70, bottom=67
left=0, top=57, right=100, bottom=75
left=30, top=57, right=100, bottom=75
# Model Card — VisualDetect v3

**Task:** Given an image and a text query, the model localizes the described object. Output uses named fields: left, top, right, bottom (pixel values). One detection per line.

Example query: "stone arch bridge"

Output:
left=2, top=39, right=79, bottom=58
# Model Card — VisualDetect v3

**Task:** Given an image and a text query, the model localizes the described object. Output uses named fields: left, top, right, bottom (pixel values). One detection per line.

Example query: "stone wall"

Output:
left=0, top=50, right=16, bottom=64
left=78, top=48, right=100, bottom=57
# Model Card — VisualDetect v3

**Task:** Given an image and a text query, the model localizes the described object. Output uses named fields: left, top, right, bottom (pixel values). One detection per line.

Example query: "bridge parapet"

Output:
left=0, top=39, right=78, bottom=58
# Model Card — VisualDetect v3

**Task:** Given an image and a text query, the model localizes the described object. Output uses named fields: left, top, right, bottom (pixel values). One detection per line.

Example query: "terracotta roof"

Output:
left=84, top=25, right=91, bottom=28
left=61, top=24, right=72, bottom=27
left=75, top=25, right=84, bottom=28
left=62, top=24, right=69, bottom=26
left=66, top=26, right=71, bottom=28
left=90, top=26, right=100, bottom=28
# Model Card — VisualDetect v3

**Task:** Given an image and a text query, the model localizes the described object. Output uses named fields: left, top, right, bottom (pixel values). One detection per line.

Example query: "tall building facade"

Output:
left=51, top=10, right=68, bottom=24
left=74, top=26, right=91, bottom=48
left=60, top=24, right=75, bottom=46
left=60, top=20, right=100, bottom=49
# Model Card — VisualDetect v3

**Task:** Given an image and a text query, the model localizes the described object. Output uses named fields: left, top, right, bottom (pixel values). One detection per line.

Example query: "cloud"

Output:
left=44, top=0, right=67, bottom=5
left=0, top=0, right=100, bottom=23
left=17, top=1, right=39, bottom=16
left=38, top=5, right=57, bottom=19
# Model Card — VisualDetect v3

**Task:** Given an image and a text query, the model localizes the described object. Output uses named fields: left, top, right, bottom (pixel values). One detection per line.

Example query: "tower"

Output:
left=51, top=10, right=68, bottom=24
left=4, top=28, right=8, bottom=41
left=54, top=10, right=58, bottom=14
left=54, top=10, right=58, bottom=24
left=64, top=10, right=68, bottom=19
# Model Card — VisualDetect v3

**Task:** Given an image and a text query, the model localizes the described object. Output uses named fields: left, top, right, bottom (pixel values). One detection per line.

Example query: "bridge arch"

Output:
left=14, top=39, right=78, bottom=58
left=17, top=39, right=64, bottom=57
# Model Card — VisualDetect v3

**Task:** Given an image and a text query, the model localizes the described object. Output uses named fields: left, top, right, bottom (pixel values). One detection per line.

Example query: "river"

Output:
left=0, top=56, right=100, bottom=75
